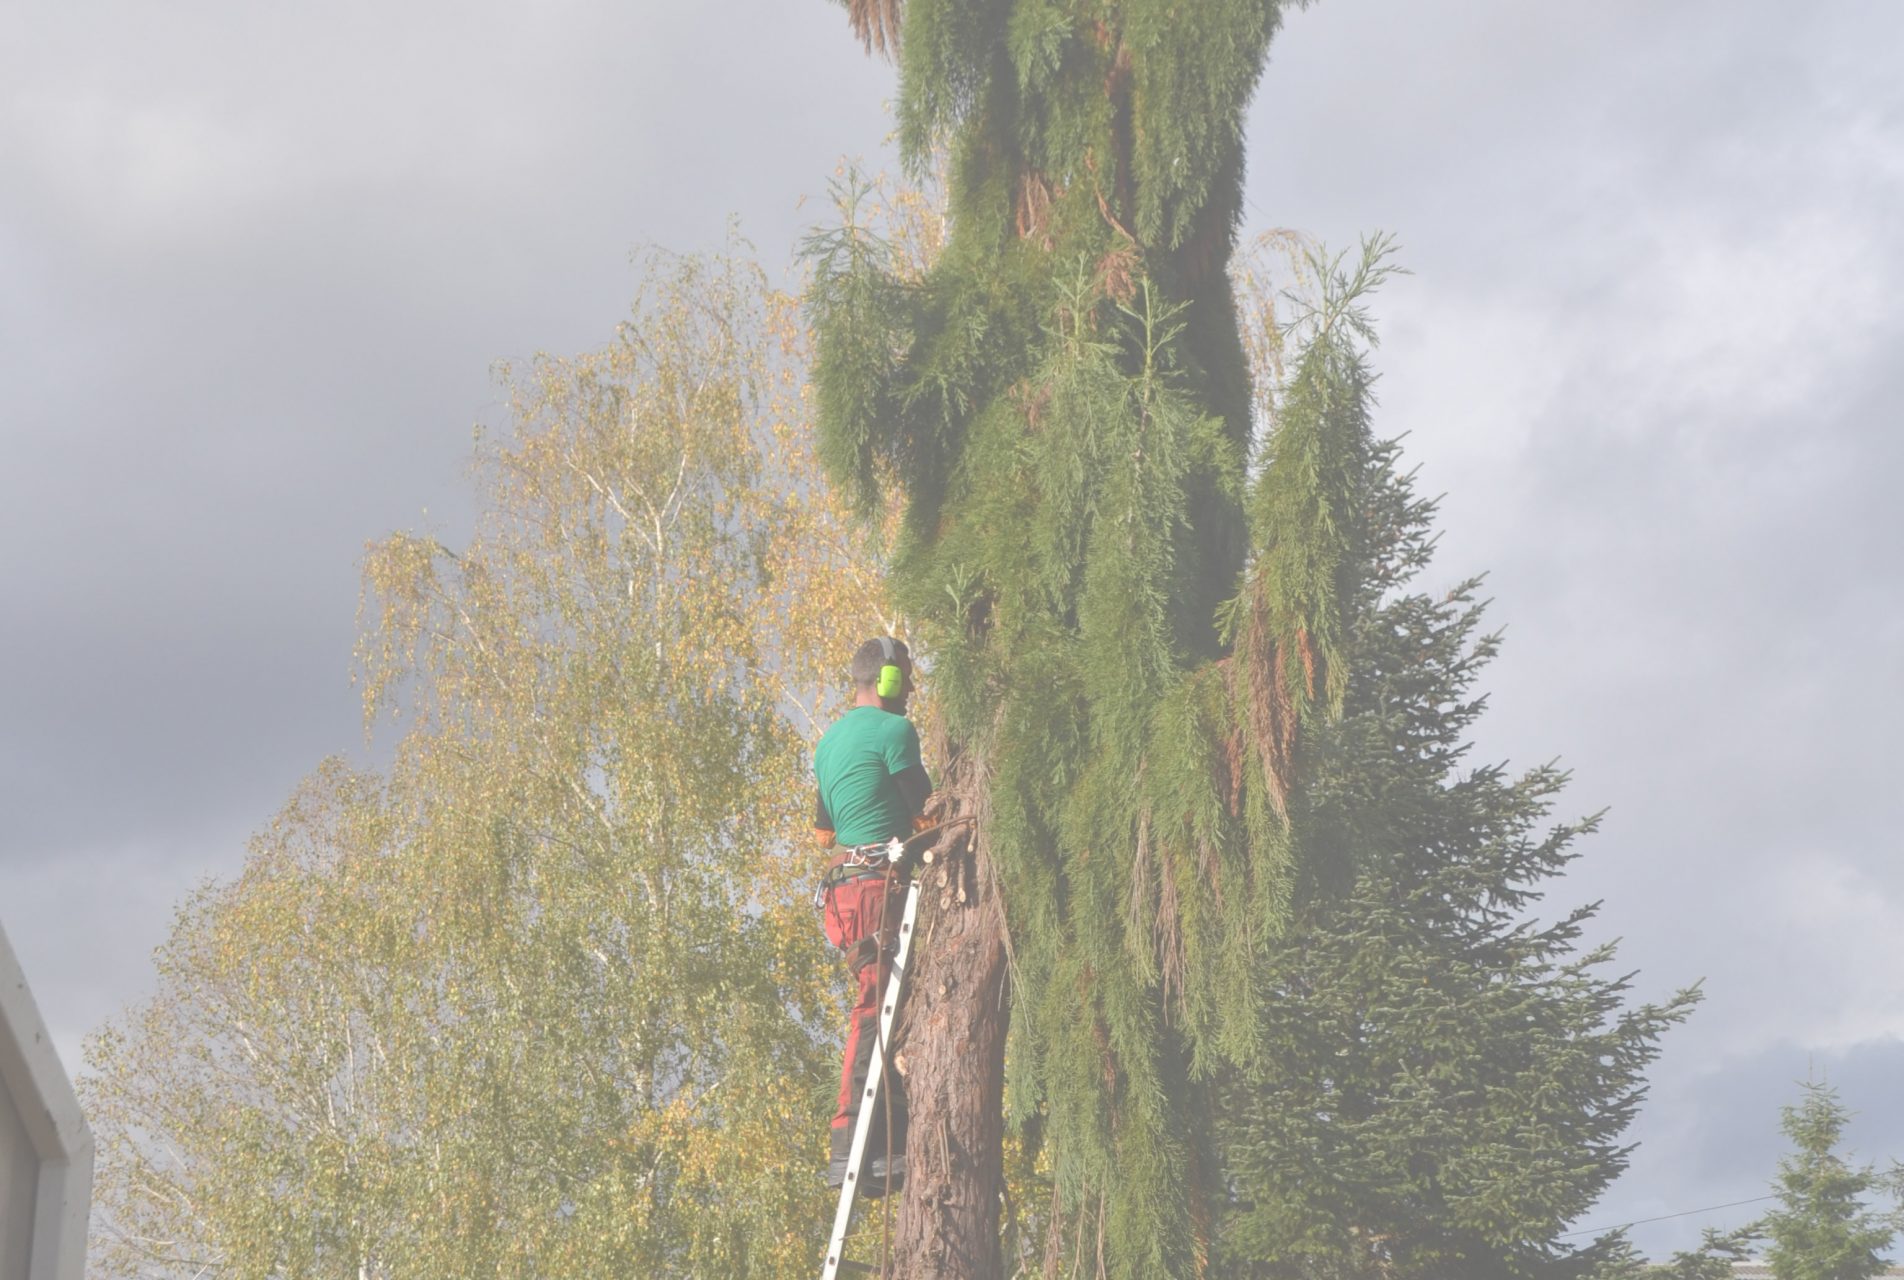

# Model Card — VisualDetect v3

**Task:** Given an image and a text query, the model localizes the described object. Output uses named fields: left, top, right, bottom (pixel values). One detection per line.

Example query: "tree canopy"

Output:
left=1213, top=429, right=1699, bottom=1277
left=1761, top=1081, right=1899, bottom=1280
left=83, top=247, right=888, bottom=1280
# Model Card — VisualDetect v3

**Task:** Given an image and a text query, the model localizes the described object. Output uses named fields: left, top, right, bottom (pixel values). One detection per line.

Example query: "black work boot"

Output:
left=868, top=1152, right=906, bottom=1195
left=823, top=1150, right=906, bottom=1197
left=850, top=1153, right=908, bottom=1200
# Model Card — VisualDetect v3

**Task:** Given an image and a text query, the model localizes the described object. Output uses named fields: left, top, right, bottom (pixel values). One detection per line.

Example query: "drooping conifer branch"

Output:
left=1228, top=236, right=1401, bottom=816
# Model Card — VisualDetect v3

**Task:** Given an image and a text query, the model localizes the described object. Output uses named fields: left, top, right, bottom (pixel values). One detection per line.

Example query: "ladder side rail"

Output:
left=820, top=874, right=923, bottom=1280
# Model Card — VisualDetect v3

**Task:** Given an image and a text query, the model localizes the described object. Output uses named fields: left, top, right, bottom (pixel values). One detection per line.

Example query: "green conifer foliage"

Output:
left=1589, top=1228, right=1758, bottom=1280
left=808, top=6, right=1357, bottom=1275
left=1212, top=438, right=1701, bottom=1278
left=1762, top=1081, right=1898, bottom=1280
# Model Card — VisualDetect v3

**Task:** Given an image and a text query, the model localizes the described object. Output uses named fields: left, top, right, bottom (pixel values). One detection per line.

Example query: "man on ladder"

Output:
left=812, top=636, right=932, bottom=1198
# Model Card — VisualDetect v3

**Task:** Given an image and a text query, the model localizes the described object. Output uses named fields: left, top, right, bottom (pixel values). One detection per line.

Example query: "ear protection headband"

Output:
left=876, top=637, right=904, bottom=700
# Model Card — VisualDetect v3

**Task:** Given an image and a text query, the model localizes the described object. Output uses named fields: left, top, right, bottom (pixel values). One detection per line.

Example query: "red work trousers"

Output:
left=820, top=861, right=908, bottom=1162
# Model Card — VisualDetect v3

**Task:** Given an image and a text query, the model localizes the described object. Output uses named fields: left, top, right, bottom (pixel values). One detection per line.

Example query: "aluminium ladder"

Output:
left=820, top=840, right=923, bottom=1280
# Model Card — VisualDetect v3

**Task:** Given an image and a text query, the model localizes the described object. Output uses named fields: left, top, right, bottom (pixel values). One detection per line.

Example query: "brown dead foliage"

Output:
left=1127, top=804, right=1189, bottom=1018
left=1012, top=377, right=1053, bottom=431
left=1240, top=580, right=1300, bottom=820
left=1096, top=241, right=1140, bottom=306
left=1015, top=169, right=1058, bottom=247
left=1224, top=708, right=1247, bottom=819
left=845, top=0, right=903, bottom=60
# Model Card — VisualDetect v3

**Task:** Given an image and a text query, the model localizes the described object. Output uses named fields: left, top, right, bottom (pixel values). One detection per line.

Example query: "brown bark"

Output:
left=888, top=746, right=1009, bottom=1279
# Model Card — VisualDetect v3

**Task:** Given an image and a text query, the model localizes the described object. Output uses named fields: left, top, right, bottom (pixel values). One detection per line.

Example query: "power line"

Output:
left=1558, top=1194, right=1777, bottom=1240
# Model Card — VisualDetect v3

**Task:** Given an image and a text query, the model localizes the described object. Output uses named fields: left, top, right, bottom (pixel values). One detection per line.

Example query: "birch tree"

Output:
left=84, top=245, right=888, bottom=1280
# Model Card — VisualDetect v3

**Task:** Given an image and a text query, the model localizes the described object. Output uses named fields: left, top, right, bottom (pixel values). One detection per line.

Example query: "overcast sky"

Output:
left=5, top=0, right=1901, bottom=1259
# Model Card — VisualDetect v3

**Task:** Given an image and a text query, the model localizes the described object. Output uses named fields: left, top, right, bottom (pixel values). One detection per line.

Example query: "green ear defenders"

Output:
left=876, top=637, right=904, bottom=700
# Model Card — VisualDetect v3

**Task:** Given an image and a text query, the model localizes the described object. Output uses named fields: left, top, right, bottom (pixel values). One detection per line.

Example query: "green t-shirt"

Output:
left=813, top=706, right=924, bottom=846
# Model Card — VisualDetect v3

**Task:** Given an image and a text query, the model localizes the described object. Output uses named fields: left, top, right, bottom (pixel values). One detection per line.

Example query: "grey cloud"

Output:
left=2, top=0, right=897, bottom=856
left=1, top=0, right=897, bottom=1076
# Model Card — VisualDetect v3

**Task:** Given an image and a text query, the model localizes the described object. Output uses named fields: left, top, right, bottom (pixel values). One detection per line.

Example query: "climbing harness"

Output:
left=813, top=844, right=893, bottom=910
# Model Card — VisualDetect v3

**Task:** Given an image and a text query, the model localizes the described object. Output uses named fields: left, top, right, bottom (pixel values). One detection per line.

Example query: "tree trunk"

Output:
left=889, top=747, right=1009, bottom=1278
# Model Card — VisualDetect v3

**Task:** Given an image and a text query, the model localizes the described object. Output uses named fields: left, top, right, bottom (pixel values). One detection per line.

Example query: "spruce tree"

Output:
left=1762, top=1081, right=1897, bottom=1280
left=807, top=4, right=1359, bottom=1275
left=1211, top=434, right=1701, bottom=1278
left=1589, top=1228, right=1758, bottom=1280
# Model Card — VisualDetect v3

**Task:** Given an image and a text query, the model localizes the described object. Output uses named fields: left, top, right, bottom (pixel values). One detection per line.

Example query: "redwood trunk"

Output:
left=889, top=758, right=1008, bottom=1278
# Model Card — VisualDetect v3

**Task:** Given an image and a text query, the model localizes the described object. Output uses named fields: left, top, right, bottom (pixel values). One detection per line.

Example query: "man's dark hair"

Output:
left=851, top=637, right=907, bottom=689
